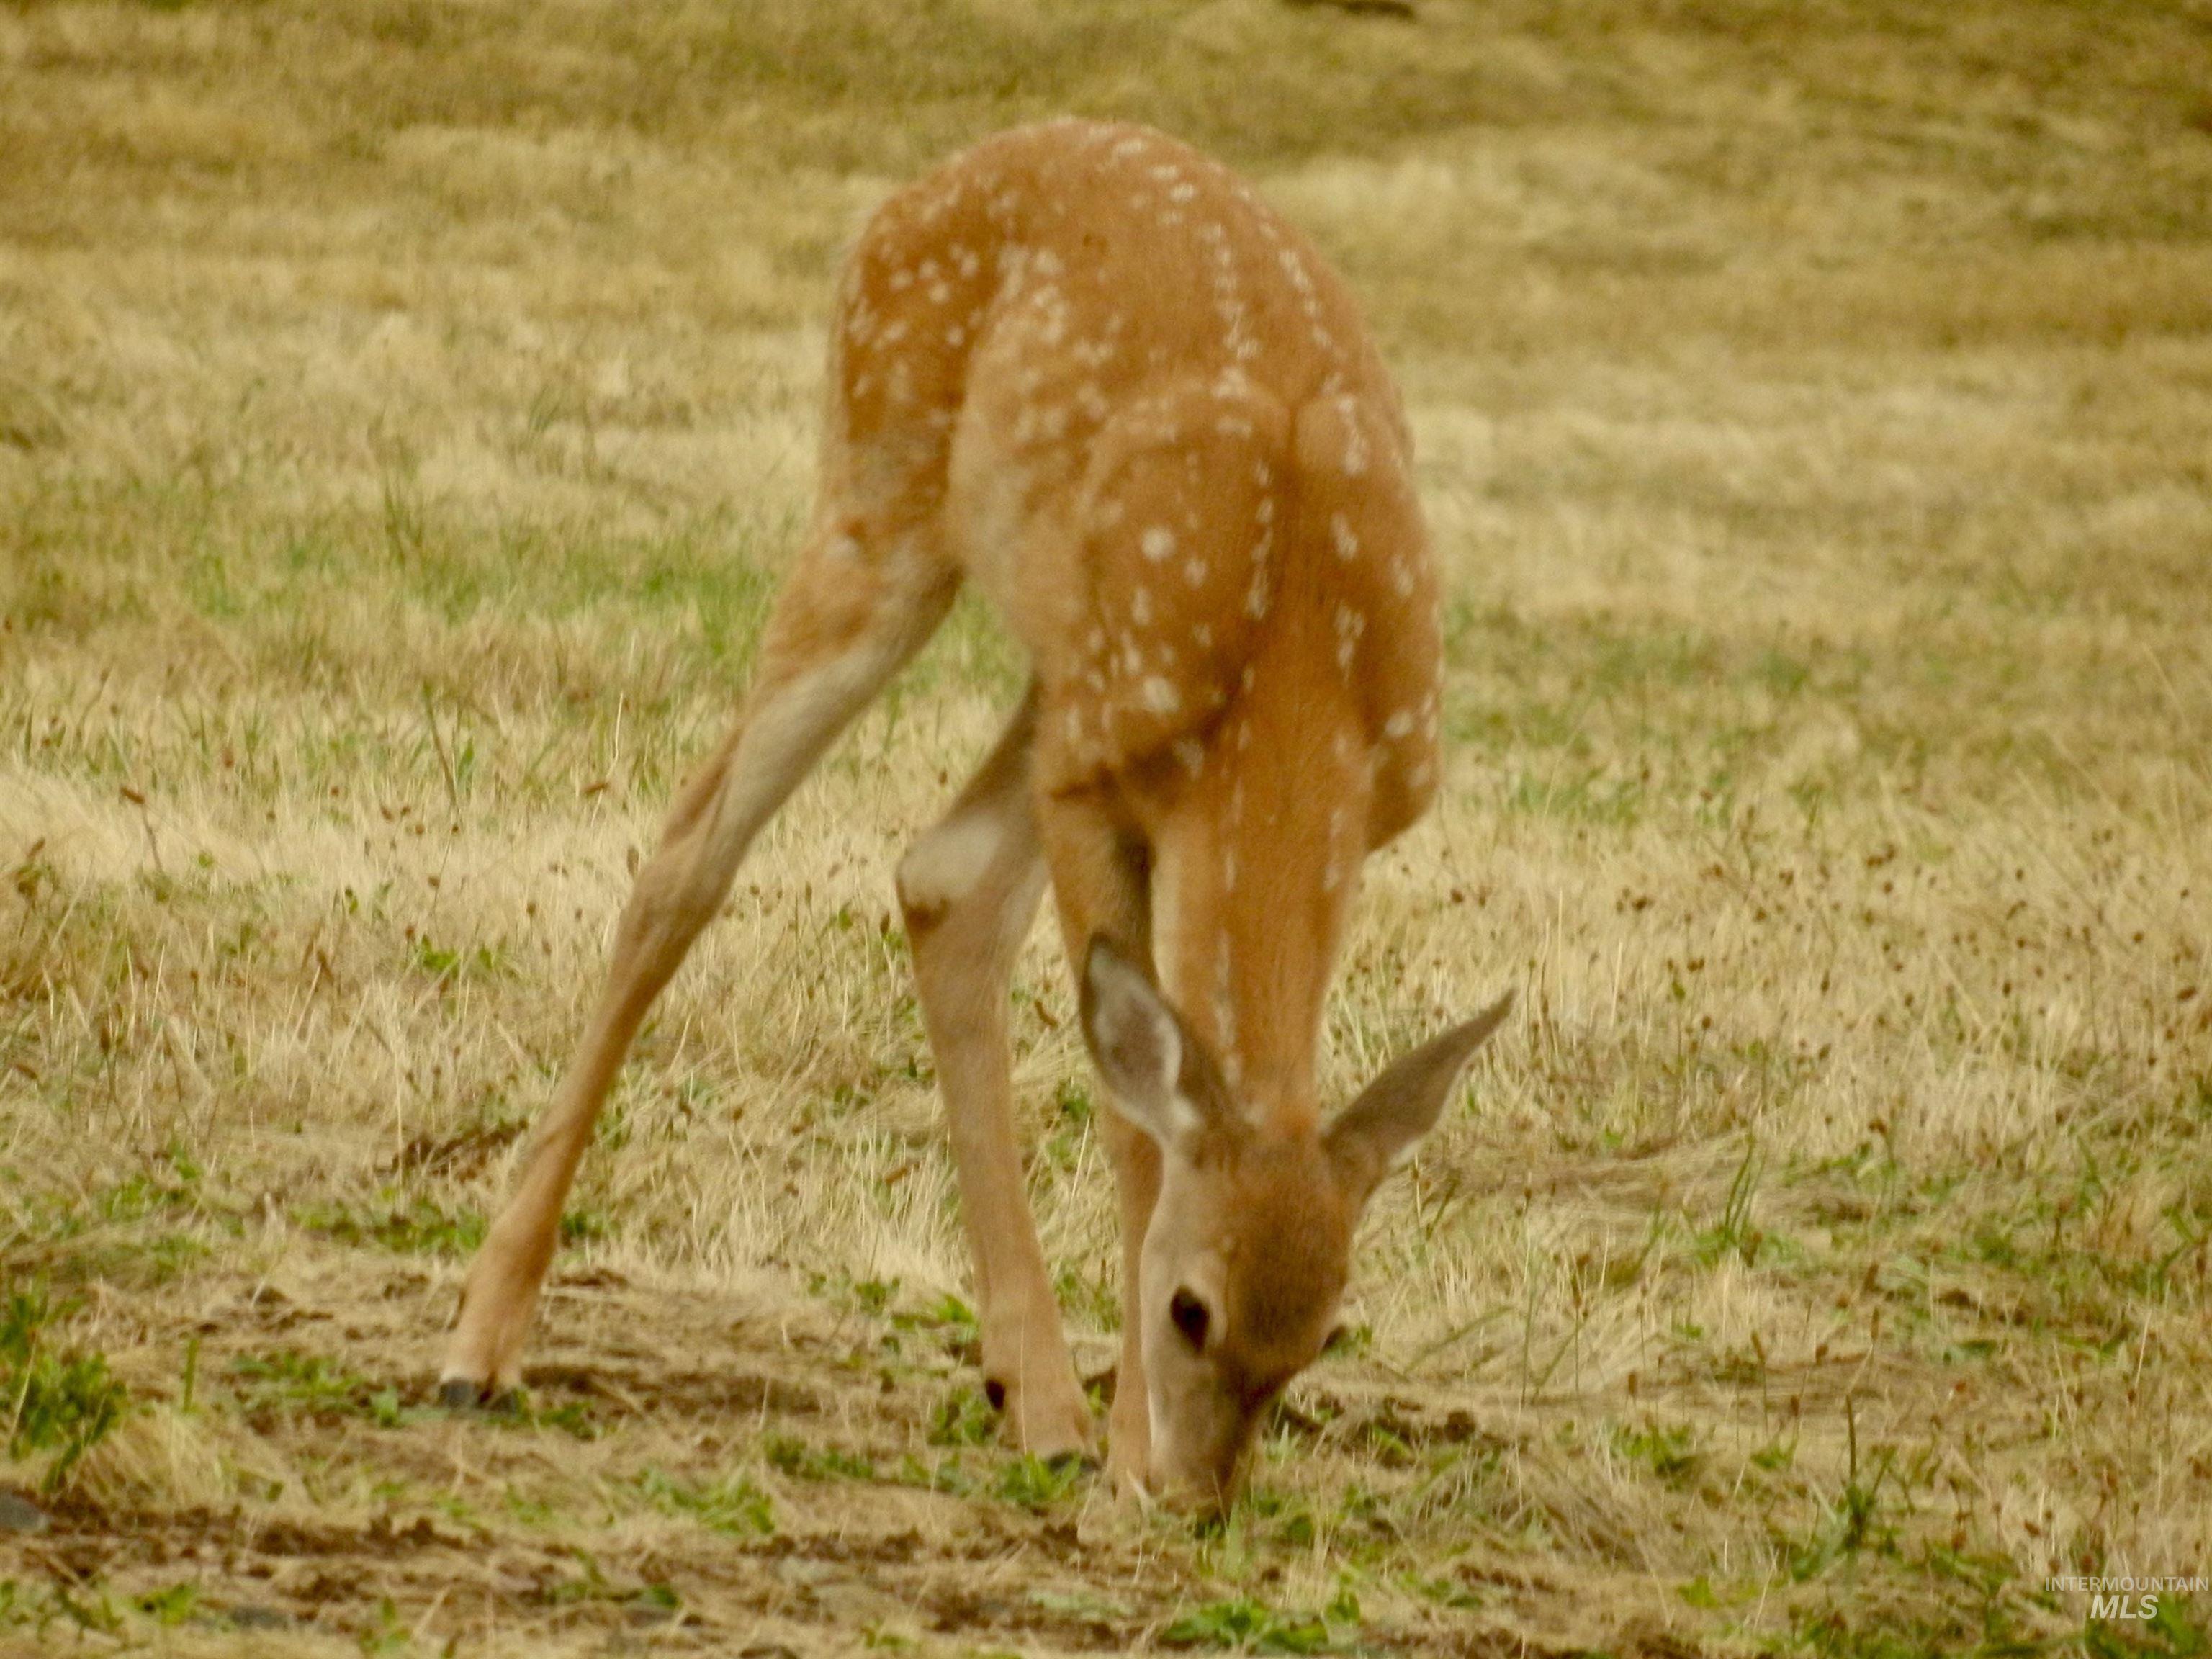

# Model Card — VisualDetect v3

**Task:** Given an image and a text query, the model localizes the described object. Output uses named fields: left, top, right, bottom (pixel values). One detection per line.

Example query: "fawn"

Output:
left=439, top=118, right=1509, bottom=1512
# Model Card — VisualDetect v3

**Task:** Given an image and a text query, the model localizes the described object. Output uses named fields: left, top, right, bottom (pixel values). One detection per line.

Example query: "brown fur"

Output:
left=441, top=118, right=1502, bottom=1514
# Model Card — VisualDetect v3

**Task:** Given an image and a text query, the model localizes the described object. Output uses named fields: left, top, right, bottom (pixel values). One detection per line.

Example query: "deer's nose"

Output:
left=1151, top=1473, right=1226, bottom=1519
left=1148, top=1452, right=1246, bottom=1520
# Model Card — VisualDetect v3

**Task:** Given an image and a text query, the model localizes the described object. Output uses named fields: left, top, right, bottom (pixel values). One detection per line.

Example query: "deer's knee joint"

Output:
left=609, top=841, right=722, bottom=965
left=896, top=810, right=1012, bottom=932
left=617, top=855, right=681, bottom=932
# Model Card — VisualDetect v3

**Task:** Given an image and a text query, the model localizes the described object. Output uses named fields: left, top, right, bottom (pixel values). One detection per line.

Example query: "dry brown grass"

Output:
left=5, top=0, right=2212, bottom=1653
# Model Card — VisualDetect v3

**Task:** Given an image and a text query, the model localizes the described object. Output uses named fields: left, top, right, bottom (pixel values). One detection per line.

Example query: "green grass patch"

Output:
left=1161, top=1587, right=1364, bottom=1654
left=293, top=1195, right=487, bottom=1257
left=763, top=1431, right=876, bottom=1482
left=636, top=1467, right=775, bottom=1537
left=1, top=1289, right=130, bottom=1492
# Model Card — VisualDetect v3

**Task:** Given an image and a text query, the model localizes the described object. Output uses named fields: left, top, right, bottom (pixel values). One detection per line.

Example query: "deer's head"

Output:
left=1079, top=938, right=1511, bottom=1513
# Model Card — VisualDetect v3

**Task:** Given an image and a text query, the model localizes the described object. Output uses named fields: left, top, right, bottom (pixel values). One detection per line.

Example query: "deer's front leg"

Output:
left=898, top=694, right=1092, bottom=1460
left=1095, top=1099, right=1162, bottom=1493
left=1036, top=787, right=1158, bottom=1496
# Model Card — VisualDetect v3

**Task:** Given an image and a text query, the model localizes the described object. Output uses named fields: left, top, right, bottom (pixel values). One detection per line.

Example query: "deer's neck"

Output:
left=1151, top=656, right=1372, bottom=1136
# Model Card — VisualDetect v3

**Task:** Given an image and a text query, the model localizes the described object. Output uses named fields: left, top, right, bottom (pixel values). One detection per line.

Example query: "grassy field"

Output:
left=5, top=0, right=2212, bottom=1652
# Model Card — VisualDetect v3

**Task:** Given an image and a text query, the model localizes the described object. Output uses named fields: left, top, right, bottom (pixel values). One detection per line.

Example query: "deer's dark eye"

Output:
left=1169, top=1288, right=1210, bottom=1350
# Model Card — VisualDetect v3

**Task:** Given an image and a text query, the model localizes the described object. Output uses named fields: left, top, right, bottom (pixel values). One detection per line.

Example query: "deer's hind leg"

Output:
left=440, top=523, right=958, bottom=1403
left=896, top=690, right=1094, bottom=1458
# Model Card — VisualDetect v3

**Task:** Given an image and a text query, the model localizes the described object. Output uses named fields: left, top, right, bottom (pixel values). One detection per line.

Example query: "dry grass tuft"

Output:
left=4, top=0, right=2211, bottom=1653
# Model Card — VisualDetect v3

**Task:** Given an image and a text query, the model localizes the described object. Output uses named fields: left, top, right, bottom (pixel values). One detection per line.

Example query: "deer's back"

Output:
left=829, top=120, right=1442, bottom=840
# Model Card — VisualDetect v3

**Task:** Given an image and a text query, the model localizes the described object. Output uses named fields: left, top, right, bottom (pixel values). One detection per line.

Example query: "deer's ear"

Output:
left=1326, top=994, right=1514, bottom=1205
left=1079, top=936, right=1211, bottom=1151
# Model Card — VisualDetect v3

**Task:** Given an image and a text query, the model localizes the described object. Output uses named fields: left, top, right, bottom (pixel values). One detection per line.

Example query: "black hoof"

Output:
left=983, top=1377, right=1007, bottom=1412
left=440, top=1380, right=526, bottom=1424
left=437, top=1378, right=518, bottom=1413
left=1044, top=1450, right=1100, bottom=1476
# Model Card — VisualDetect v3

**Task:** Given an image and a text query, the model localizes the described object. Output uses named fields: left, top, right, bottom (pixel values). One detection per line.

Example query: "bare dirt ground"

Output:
left=5, top=1, right=2212, bottom=1653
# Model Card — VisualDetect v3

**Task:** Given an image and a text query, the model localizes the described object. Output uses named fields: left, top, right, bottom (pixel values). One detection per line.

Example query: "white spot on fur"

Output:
left=1337, top=397, right=1369, bottom=475
left=1141, top=526, right=1175, bottom=562
left=1331, top=513, right=1359, bottom=560
left=1334, top=604, right=1367, bottom=670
